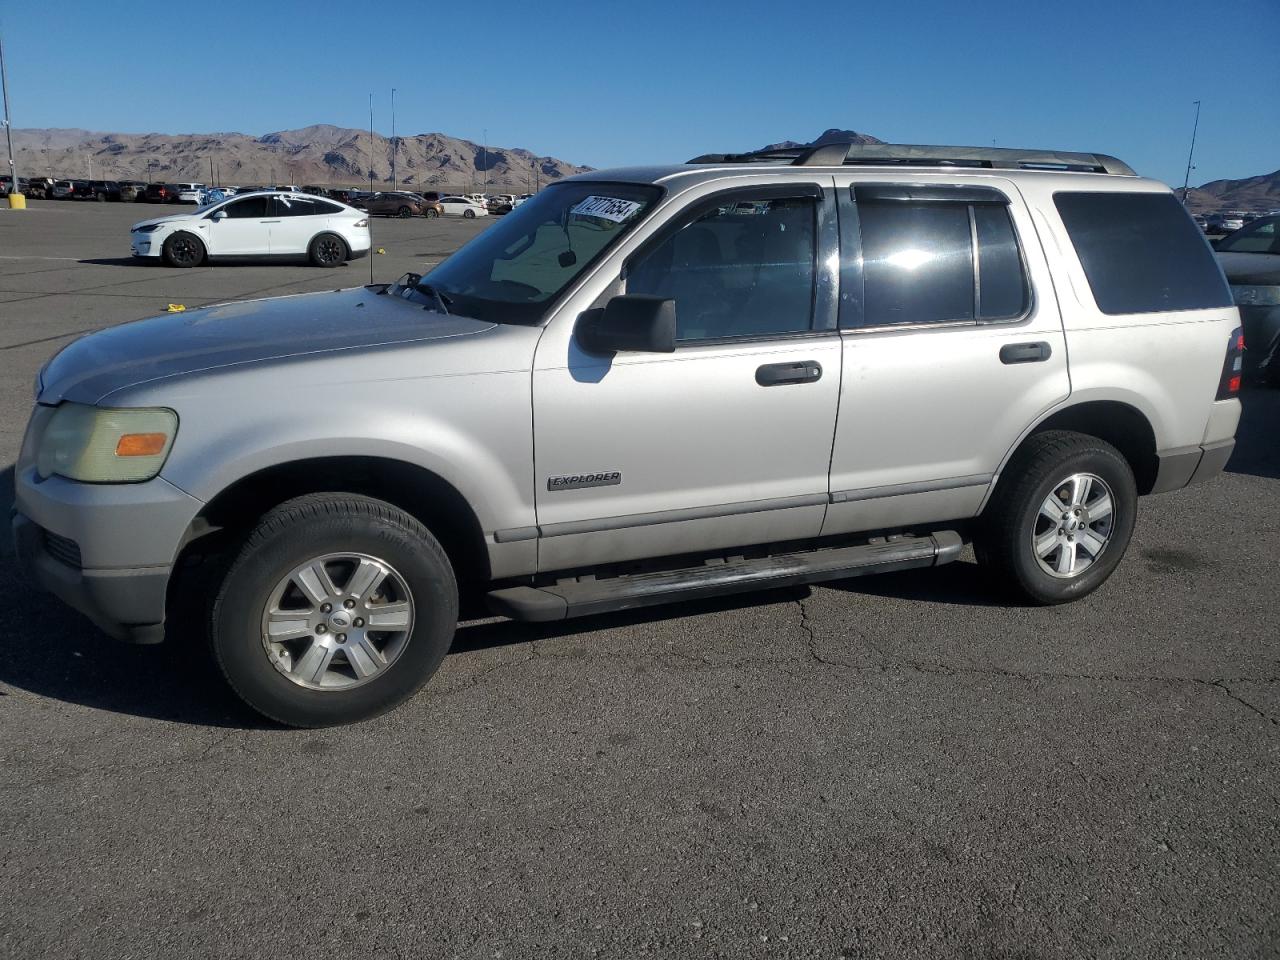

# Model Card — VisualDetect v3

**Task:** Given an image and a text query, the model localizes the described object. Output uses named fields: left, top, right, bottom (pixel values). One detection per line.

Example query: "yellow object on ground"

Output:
left=376, top=248, right=385, bottom=255
left=7, top=193, right=26, bottom=209
left=166, top=304, right=186, bottom=313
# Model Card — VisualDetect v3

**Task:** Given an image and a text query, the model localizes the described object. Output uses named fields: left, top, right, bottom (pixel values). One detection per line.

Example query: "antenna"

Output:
left=1180, top=100, right=1202, bottom=204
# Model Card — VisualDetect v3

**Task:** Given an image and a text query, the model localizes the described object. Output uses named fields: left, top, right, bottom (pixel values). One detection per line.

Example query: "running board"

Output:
left=487, top=531, right=963, bottom=622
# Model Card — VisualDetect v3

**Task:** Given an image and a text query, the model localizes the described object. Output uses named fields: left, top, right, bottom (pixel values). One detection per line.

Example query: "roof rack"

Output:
left=687, top=142, right=1136, bottom=176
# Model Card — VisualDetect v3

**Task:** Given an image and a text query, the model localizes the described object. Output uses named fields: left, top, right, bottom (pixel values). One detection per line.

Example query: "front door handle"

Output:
left=260, top=219, right=282, bottom=224
left=756, top=360, right=823, bottom=386
left=999, top=341, right=1052, bottom=364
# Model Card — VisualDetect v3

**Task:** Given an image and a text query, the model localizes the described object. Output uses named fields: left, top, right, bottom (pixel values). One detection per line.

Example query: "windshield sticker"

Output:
left=570, top=196, right=644, bottom=224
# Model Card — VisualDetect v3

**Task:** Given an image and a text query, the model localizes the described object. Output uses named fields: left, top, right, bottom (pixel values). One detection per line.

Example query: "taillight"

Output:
left=1216, top=326, right=1244, bottom=400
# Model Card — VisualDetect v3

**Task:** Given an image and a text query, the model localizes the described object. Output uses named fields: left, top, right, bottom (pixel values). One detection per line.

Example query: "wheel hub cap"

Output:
left=1032, top=472, right=1116, bottom=579
left=261, top=552, right=415, bottom=691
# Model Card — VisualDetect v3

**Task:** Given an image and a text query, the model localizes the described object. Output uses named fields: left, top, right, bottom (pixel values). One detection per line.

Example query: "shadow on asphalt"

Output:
left=1225, top=386, right=1280, bottom=480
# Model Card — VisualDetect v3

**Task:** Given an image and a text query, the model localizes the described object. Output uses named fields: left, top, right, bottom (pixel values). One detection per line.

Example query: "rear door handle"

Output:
left=756, top=360, right=823, bottom=386
left=260, top=219, right=282, bottom=224
left=999, top=341, right=1052, bottom=364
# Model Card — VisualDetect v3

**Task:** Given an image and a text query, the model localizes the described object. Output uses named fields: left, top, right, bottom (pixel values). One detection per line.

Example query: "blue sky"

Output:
left=2, top=0, right=1277, bottom=187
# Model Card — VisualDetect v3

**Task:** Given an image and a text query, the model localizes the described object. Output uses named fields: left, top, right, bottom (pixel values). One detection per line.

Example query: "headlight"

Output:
left=37, top=404, right=178, bottom=483
left=1231, top=285, right=1280, bottom=307
left=133, top=224, right=163, bottom=233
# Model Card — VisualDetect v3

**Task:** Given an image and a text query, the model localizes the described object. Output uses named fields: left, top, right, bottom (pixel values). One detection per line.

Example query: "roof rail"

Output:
left=688, top=142, right=1136, bottom=176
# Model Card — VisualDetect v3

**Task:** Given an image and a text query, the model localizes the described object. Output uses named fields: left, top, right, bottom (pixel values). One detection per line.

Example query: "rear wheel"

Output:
left=463, top=208, right=476, bottom=219
left=976, top=430, right=1137, bottom=604
left=162, top=231, right=205, bottom=268
left=96, top=191, right=107, bottom=202
left=397, top=205, right=412, bottom=218
left=308, top=232, right=347, bottom=267
left=210, top=494, right=458, bottom=727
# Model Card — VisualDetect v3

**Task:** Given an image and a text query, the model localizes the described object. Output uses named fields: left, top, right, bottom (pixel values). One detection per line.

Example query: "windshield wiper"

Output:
left=412, top=281, right=452, bottom=316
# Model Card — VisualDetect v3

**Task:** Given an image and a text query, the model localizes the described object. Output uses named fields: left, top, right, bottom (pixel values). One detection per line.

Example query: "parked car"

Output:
left=0, top=175, right=26, bottom=196
left=1217, top=214, right=1247, bottom=233
left=51, top=179, right=77, bottom=200
left=127, top=190, right=370, bottom=267
left=143, top=183, right=172, bottom=203
left=14, top=142, right=1243, bottom=726
left=438, top=195, right=489, bottom=218
left=23, top=176, right=56, bottom=199
left=200, top=187, right=233, bottom=205
left=270, top=184, right=302, bottom=194
left=1214, top=213, right=1280, bottom=384
left=117, top=181, right=146, bottom=202
left=173, top=183, right=206, bottom=204
left=486, top=195, right=515, bottom=215
left=354, top=191, right=440, bottom=218
left=326, top=188, right=358, bottom=204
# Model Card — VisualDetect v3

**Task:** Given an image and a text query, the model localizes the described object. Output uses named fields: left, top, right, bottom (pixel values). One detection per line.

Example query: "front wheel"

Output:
left=308, top=232, right=347, bottom=267
left=976, top=430, right=1137, bottom=605
left=210, top=494, right=459, bottom=727
left=162, top=231, right=205, bottom=267
left=424, top=208, right=439, bottom=219
left=463, top=208, right=475, bottom=219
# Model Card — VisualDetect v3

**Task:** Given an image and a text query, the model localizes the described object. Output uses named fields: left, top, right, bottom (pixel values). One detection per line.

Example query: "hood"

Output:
left=130, top=211, right=199, bottom=230
left=40, top=286, right=496, bottom=405
left=1215, top=251, right=1280, bottom=285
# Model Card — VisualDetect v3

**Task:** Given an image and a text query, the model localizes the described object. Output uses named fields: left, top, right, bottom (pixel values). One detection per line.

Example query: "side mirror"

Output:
left=211, top=209, right=228, bottom=221
left=578, top=295, right=677, bottom=354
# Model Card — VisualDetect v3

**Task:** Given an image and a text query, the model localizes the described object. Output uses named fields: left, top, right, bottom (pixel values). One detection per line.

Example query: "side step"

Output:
left=487, top=531, right=963, bottom=622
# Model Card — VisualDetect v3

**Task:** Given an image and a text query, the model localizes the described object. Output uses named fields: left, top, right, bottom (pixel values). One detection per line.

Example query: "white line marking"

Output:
left=0, top=255, right=84, bottom=261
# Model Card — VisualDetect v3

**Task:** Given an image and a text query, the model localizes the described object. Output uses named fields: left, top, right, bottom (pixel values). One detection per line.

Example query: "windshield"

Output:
left=422, top=181, right=662, bottom=323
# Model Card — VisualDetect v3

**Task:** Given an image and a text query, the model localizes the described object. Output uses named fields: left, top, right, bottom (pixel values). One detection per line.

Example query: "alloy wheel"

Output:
left=1032, top=472, right=1116, bottom=578
left=261, top=552, right=415, bottom=690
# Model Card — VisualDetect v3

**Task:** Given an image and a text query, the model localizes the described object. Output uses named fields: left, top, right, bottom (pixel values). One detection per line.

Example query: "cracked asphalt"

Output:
left=1, top=201, right=1278, bottom=959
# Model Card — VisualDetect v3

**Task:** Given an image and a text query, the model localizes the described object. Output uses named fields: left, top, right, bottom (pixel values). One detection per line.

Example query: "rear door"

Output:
left=204, top=194, right=272, bottom=255
left=824, top=176, right=1069, bottom=535
left=267, top=195, right=323, bottom=254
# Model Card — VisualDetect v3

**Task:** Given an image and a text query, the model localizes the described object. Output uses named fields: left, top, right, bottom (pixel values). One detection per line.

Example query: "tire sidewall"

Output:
left=1007, top=445, right=1137, bottom=603
left=212, top=511, right=457, bottom=726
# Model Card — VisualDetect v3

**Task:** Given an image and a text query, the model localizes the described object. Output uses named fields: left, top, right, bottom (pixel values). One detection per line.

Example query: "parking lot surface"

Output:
left=1, top=200, right=1277, bottom=959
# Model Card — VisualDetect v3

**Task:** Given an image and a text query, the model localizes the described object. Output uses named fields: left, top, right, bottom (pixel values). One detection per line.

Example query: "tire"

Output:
left=463, top=208, right=476, bottom=219
left=96, top=191, right=107, bottom=202
left=162, top=231, right=205, bottom=268
left=308, top=232, right=347, bottom=267
left=210, top=493, right=459, bottom=727
left=397, top=205, right=412, bottom=218
left=424, top=208, right=439, bottom=219
left=975, top=430, right=1137, bottom=605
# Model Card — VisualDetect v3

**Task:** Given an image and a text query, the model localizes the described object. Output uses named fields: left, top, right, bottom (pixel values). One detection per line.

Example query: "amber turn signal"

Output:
left=115, top=433, right=169, bottom=457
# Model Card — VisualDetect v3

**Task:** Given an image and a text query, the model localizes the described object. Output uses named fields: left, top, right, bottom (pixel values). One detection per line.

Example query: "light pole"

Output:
left=391, top=87, right=397, bottom=191
left=481, top=128, right=487, bottom=195
left=368, top=93, right=375, bottom=191
left=0, top=31, right=20, bottom=208
left=1180, top=100, right=1202, bottom=204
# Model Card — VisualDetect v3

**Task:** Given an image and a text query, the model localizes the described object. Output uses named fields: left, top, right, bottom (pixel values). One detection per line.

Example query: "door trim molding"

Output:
left=496, top=493, right=829, bottom=542
left=829, top=473, right=993, bottom=504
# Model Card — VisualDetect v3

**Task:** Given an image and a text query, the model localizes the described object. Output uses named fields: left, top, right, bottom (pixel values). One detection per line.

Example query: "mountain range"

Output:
left=10, top=125, right=590, bottom=191
left=9, top=125, right=1278, bottom=212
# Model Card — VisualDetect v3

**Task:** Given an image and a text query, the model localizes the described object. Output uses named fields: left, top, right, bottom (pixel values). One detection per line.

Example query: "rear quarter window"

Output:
left=1053, top=192, right=1231, bottom=314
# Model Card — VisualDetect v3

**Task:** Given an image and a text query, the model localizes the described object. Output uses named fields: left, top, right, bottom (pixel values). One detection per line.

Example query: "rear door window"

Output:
left=272, top=195, right=318, bottom=217
left=843, top=188, right=1029, bottom=328
left=1053, top=192, right=1232, bottom=313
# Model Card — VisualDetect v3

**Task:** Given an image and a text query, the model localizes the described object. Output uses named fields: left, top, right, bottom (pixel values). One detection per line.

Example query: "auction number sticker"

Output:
left=570, top=196, right=643, bottom=223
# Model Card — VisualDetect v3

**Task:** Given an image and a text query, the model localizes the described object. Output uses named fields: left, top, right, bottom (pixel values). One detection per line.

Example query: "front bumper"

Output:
left=130, top=232, right=162, bottom=257
left=11, top=462, right=204, bottom=644
left=13, top=513, right=169, bottom=643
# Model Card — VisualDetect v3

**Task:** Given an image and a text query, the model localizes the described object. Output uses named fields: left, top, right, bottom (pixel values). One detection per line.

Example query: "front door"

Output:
left=823, top=176, right=1071, bottom=536
left=204, top=194, right=272, bottom=256
left=532, top=184, right=843, bottom=572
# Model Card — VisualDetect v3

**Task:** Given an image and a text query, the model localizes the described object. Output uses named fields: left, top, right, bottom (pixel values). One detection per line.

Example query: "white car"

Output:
left=129, top=191, right=371, bottom=267
left=439, top=196, right=489, bottom=219
left=174, top=182, right=206, bottom=204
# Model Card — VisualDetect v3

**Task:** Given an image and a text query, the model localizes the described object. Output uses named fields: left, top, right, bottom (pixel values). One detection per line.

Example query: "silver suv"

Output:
left=13, top=142, right=1243, bottom=726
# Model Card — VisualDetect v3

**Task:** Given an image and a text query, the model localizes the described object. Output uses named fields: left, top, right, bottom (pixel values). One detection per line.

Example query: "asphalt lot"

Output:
left=0, top=199, right=1277, bottom=959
